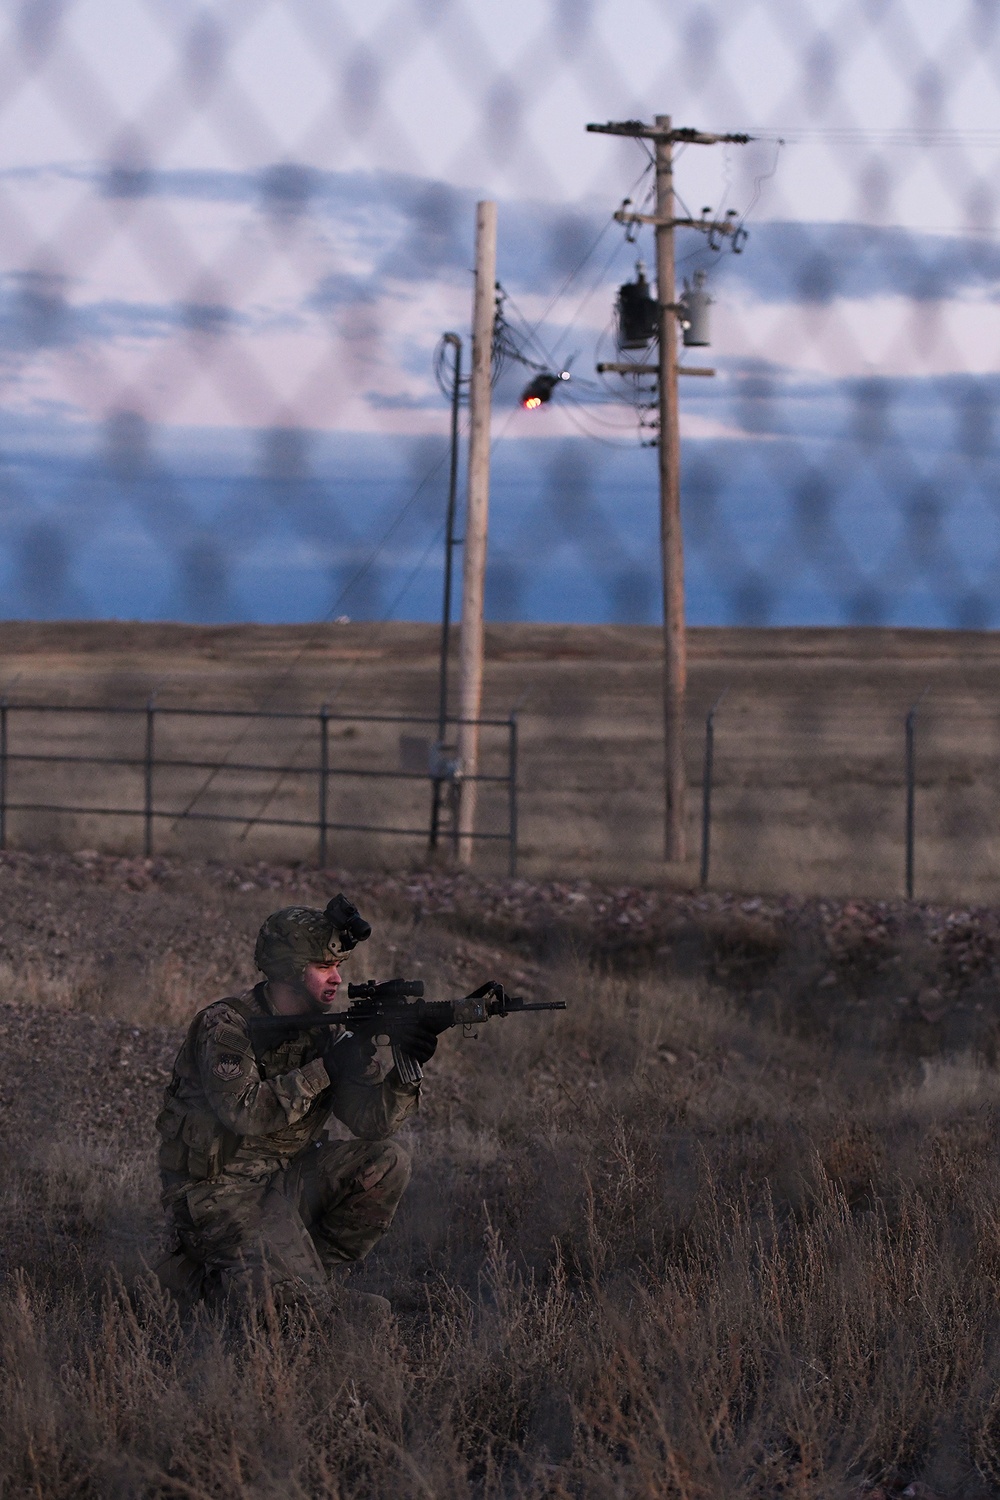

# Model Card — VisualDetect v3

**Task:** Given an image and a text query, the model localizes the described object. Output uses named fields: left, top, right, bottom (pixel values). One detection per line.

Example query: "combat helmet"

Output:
left=254, top=894, right=371, bottom=982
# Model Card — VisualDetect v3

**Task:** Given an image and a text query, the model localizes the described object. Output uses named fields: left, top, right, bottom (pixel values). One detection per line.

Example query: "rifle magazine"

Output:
left=391, top=1045, right=423, bottom=1088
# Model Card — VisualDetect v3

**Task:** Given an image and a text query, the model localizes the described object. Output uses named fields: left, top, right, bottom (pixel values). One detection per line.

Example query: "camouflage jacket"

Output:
left=156, top=982, right=418, bottom=1200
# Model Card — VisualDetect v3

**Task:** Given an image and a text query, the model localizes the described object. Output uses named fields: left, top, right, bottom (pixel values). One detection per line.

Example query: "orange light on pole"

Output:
left=519, top=371, right=568, bottom=409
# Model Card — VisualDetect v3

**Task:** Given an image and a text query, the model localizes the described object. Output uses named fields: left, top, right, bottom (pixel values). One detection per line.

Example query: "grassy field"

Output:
left=3, top=851, right=1000, bottom=1495
left=0, top=621, right=999, bottom=898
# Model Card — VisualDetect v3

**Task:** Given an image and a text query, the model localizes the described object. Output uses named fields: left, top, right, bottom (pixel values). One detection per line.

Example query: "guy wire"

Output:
left=235, top=513, right=453, bottom=840
left=238, top=394, right=528, bottom=841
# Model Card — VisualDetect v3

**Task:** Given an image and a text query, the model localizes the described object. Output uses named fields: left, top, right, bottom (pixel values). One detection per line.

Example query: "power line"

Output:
left=506, top=160, right=654, bottom=365
left=549, top=237, right=642, bottom=365
left=497, top=230, right=640, bottom=398
left=233, top=390, right=535, bottom=842
left=738, top=138, right=784, bottom=226
left=748, top=127, right=1000, bottom=146
left=558, top=390, right=649, bottom=448
left=235, top=513, right=453, bottom=840
left=169, top=440, right=454, bottom=828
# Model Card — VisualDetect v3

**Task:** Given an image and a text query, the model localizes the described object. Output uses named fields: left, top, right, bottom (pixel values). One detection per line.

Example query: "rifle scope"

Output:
left=347, top=979, right=425, bottom=1001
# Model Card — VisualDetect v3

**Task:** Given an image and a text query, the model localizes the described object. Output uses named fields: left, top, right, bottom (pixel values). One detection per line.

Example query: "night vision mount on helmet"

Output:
left=324, top=894, right=372, bottom=950
left=254, top=894, right=372, bottom=981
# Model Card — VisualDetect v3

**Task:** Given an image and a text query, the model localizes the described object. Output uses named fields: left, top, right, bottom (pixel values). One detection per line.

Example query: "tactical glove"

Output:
left=320, top=1029, right=377, bottom=1083
left=391, top=1012, right=450, bottom=1066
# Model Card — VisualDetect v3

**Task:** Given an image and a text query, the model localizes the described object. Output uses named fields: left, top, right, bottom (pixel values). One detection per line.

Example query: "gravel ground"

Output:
left=0, top=848, right=998, bottom=1166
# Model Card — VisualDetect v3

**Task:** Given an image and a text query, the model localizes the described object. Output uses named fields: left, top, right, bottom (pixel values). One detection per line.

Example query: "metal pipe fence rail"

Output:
left=0, top=700, right=519, bottom=876
left=697, top=694, right=969, bottom=901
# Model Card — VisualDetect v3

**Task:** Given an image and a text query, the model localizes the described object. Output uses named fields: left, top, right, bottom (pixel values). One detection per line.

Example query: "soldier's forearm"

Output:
left=330, top=1071, right=419, bottom=1140
left=208, top=1058, right=331, bottom=1134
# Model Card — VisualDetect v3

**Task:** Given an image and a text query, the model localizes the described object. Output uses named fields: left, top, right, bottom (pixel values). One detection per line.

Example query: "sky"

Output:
left=1, top=0, right=999, bottom=626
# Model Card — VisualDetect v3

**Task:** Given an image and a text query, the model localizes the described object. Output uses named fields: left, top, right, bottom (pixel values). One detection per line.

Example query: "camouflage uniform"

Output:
left=156, top=979, right=417, bottom=1309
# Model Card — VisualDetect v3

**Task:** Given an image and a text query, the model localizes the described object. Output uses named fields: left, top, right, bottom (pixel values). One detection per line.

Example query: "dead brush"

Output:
left=5, top=868, right=1000, bottom=1493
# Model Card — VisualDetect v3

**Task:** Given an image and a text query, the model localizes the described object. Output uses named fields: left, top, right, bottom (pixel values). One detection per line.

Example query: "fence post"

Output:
left=144, top=696, right=156, bottom=858
left=0, top=698, right=8, bottom=852
left=508, top=713, right=518, bottom=878
left=905, top=701, right=917, bottom=899
left=318, top=703, right=329, bottom=868
left=700, top=691, right=726, bottom=890
left=429, top=770, right=443, bottom=852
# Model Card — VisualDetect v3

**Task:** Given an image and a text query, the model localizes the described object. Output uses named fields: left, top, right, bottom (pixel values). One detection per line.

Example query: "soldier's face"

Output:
left=300, top=960, right=344, bottom=1009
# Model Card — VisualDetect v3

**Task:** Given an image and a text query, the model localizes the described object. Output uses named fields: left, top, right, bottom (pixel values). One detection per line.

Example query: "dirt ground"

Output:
left=0, top=620, right=997, bottom=899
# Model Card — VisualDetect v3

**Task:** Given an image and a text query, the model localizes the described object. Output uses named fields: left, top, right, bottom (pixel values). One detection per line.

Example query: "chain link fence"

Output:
left=2, top=0, right=999, bottom=629
left=2, top=1, right=1000, bottom=890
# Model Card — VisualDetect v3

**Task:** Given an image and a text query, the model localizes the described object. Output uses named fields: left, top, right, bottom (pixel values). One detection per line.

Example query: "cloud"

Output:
left=0, top=271, right=243, bottom=358
left=364, top=390, right=442, bottom=410
left=4, top=161, right=1000, bottom=444
left=0, top=408, right=998, bottom=628
left=306, top=273, right=377, bottom=311
left=684, top=361, right=1000, bottom=454
left=380, top=180, right=469, bottom=280
left=8, top=162, right=999, bottom=319
left=694, top=221, right=1000, bottom=305
left=0, top=163, right=602, bottom=296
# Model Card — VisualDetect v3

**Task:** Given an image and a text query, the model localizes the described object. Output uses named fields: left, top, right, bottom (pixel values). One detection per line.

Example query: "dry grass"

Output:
left=1, top=864, right=1000, bottom=1497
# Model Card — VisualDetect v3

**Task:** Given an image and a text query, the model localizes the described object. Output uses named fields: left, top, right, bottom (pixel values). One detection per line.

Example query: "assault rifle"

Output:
left=247, top=979, right=566, bottom=1085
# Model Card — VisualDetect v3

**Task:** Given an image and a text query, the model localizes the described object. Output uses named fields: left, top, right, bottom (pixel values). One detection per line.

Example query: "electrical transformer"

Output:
left=678, top=269, right=712, bottom=347
left=616, top=262, right=659, bottom=350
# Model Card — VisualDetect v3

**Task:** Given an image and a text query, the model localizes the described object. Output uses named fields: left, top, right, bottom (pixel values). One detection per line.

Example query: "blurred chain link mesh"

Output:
left=3, top=0, right=1000, bottom=628
left=1, top=0, right=1000, bottom=888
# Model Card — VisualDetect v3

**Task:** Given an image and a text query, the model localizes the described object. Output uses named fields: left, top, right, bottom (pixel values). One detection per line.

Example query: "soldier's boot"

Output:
left=327, top=1264, right=393, bottom=1323
left=152, top=1244, right=207, bottom=1312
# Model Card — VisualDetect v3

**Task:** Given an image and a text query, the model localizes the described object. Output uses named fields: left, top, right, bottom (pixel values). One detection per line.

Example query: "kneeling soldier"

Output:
left=154, top=896, right=441, bottom=1316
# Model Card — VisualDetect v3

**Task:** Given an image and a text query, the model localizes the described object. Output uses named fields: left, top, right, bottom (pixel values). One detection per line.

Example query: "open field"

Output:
left=0, top=622, right=999, bottom=898
left=5, top=851, right=1000, bottom=1494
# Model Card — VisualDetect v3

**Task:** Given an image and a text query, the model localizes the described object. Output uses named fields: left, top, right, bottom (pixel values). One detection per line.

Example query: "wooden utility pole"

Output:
left=587, top=117, right=751, bottom=863
left=654, top=115, right=686, bottom=861
left=456, top=200, right=497, bottom=865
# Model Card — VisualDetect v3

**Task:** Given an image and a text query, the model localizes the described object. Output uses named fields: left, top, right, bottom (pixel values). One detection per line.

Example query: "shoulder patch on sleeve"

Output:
left=212, top=1053, right=245, bottom=1080
left=198, top=1003, right=251, bottom=1050
left=210, top=1024, right=253, bottom=1054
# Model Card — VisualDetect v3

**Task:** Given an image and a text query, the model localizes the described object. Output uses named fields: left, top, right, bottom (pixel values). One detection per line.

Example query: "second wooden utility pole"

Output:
left=587, top=116, right=751, bottom=863
left=456, top=200, right=497, bottom=865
